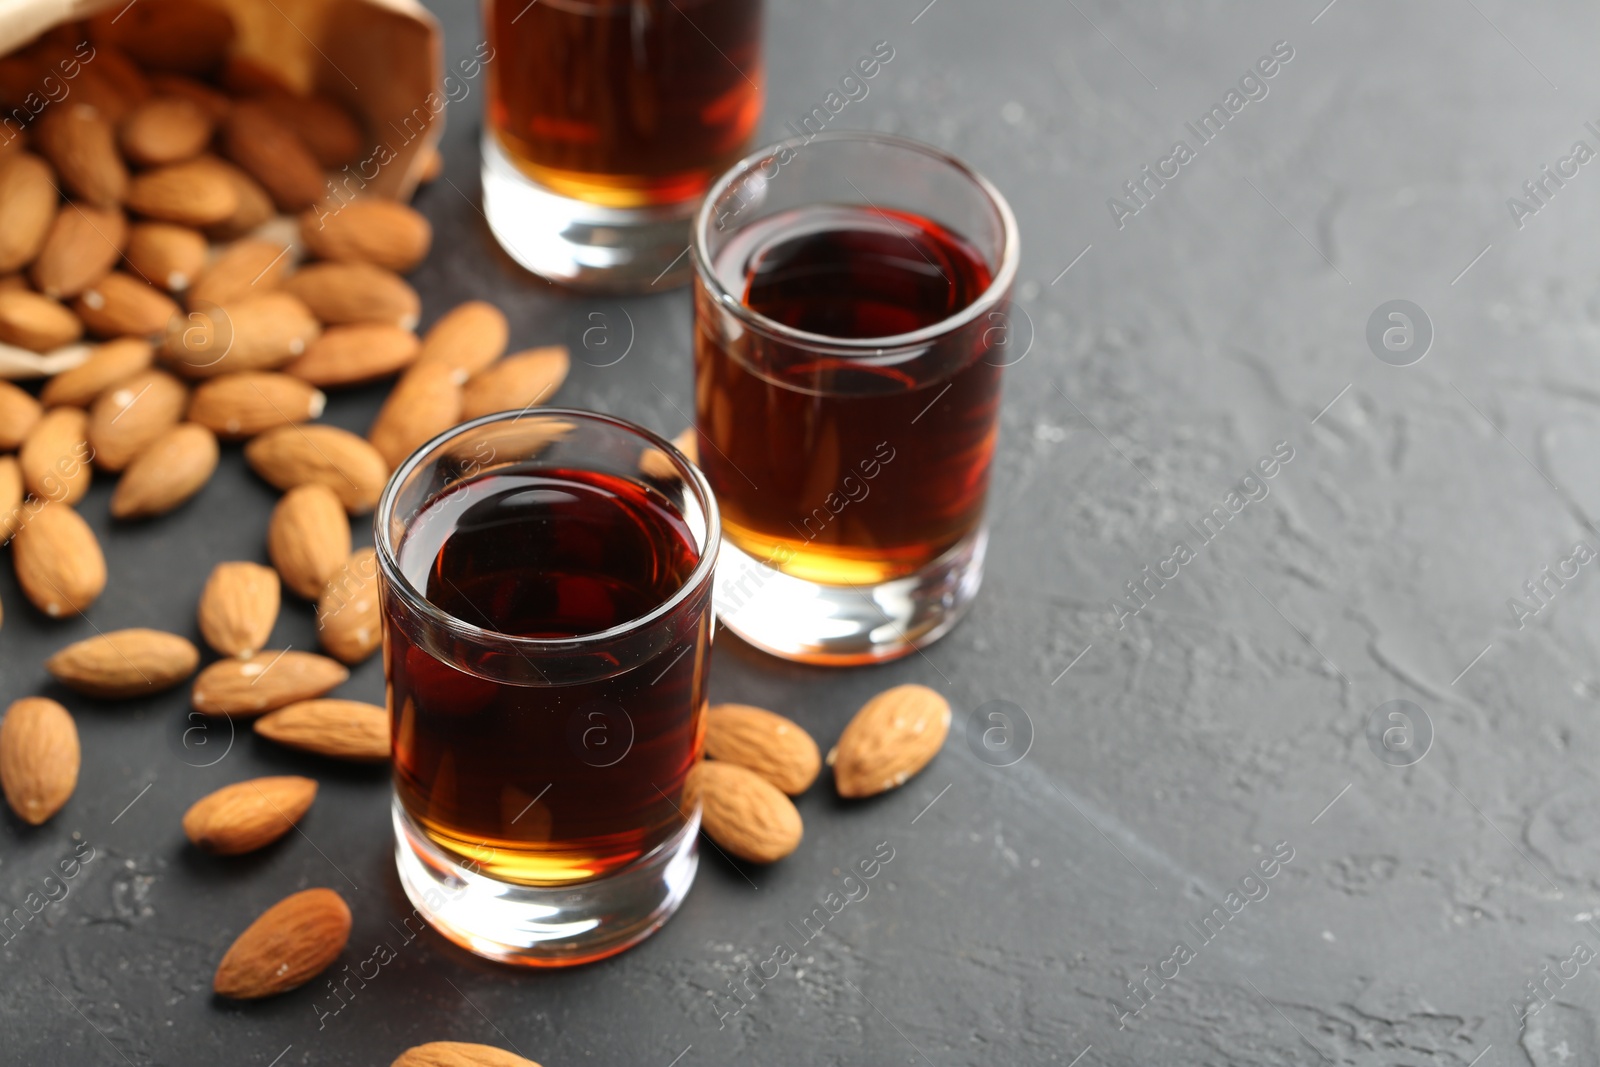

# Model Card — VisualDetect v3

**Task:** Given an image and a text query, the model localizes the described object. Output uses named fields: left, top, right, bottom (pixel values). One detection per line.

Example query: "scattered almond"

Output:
left=369, top=363, right=462, bottom=469
left=0, top=289, right=83, bottom=351
left=254, top=699, right=389, bottom=762
left=126, top=158, right=239, bottom=226
left=415, top=301, right=507, bottom=376
left=197, top=157, right=274, bottom=241
left=188, top=237, right=292, bottom=309
left=124, top=222, right=208, bottom=292
left=685, top=761, right=803, bottom=864
left=198, top=561, right=280, bottom=658
left=40, top=338, right=156, bottom=408
left=35, top=104, right=127, bottom=207
left=187, top=372, right=325, bottom=439
left=245, top=424, right=388, bottom=514
left=191, top=650, right=349, bottom=717
left=673, top=426, right=698, bottom=465
left=268, top=484, right=352, bottom=599
left=0, top=697, right=79, bottom=825
left=213, top=887, right=351, bottom=1000
left=705, top=704, right=821, bottom=796
left=31, top=204, right=126, bottom=298
left=161, top=291, right=320, bottom=378
left=87, top=368, right=187, bottom=471
left=45, top=627, right=200, bottom=698
left=119, top=95, right=214, bottom=166
left=256, top=93, right=363, bottom=169
left=301, top=198, right=432, bottom=272
left=0, top=153, right=57, bottom=272
left=221, top=101, right=326, bottom=212
left=74, top=272, right=181, bottom=337
left=0, top=379, right=42, bottom=448
left=0, top=456, right=21, bottom=541
left=19, top=405, right=91, bottom=504
left=460, top=346, right=570, bottom=420
left=284, top=323, right=420, bottom=387
left=281, top=262, right=420, bottom=329
left=11, top=503, right=105, bottom=616
left=183, top=776, right=315, bottom=855
left=828, top=684, right=951, bottom=798
left=109, top=421, right=218, bottom=518
left=391, top=1044, right=541, bottom=1067
left=317, top=548, right=380, bottom=664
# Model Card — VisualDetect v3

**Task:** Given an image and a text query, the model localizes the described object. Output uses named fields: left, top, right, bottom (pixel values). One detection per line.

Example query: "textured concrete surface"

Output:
left=6, top=0, right=1600, bottom=1064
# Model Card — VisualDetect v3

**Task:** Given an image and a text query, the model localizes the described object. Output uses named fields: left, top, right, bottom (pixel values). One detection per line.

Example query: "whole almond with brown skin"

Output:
left=162, top=292, right=320, bottom=378
left=0, top=456, right=21, bottom=542
left=45, top=628, right=200, bottom=698
left=31, top=204, right=126, bottom=298
left=281, top=262, right=420, bottom=329
left=199, top=561, right=280, bottom=658
left=301, top=199, right=432, bottom=272
left=283, top=324, right=420, bottom=387
left=0, top=290, right=83, bottom=352
left=213, top=888, right=351, bottom=1000
left=317, top=548, right=380, bottom=664
left=19, top=406, right=91, bottom=504
left=256, top=93, right=364, bottom=169
left=40, top=338, right=155, bottom=408
left=828, top=684, right=952, bottom=798
left=119, top=96, right=213, bottom=166
left=461, top=346, right=571, bottom=420
left=88, top=368, right=187, bottom=471
left=415, top=301, right=508, bottom=376
left=110, top=422, right=218, bottom=519
left=184, top=776, right=316, bottom=855
left=246, top=424, right=388, bottom=513
left=125, top=223, right=208, bottom=292
left=705, top=704, right=822, bottom=796
left=92, top=0, right=236, bottom=76
left=67, top=66, right=133, bottom=125
left=254, top=699, right=389, bottom=762
left=188, top=238, right=292, bottom=310
left=221, top=102, right=325, bottom=212
left=685, top=761, right=803, bottom=864
left=82, top=44, right=151, bottom=110
left=11, top=504, right=104, bottom=616
left=219, top=55, right=296, bottom=96
left=392, top=1044, right=542, bottom=1067
left=36, top=104, right=127, bottom=207
left=188, top=372, right=325, bottom=439
left=192, top=650, right=349, bottom=717
left=0, top=697, right=79, bottom=825
left=127, top=159, right=239, bottom=226
left=198, top=158, right=274, bottom=241
left=75, top=272, right=181, bottom=338
left=0, top=153, right=57, bottom=272
left=146, top=74, right=231, bottom=122
left=268, top=484, right=351, bottom=599
left=0, top=379, right=42, bottom=448
left=369, top=363, right=462, bottom=470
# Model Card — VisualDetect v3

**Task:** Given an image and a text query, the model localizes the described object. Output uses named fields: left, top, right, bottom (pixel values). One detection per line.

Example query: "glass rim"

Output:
left=691, top=130, right=1020, bottom=353
left=373, top=408, right=721, bottom=652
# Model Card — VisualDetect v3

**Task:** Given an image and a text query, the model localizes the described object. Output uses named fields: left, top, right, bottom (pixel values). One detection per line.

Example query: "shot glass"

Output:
left=376, top=409, right=718, bottom=966
left=692, top=131, right=1019, bottom=665
left=481, top=0, right=764, bottom=291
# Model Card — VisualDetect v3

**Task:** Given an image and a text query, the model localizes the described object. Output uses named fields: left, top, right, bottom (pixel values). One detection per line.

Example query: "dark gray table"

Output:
left=6, top=1, right=1598, bottom=1064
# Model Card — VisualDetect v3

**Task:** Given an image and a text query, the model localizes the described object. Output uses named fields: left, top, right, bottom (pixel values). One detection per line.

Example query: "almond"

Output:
left=685, top=761, right=803, bottom=864
left=268, top=484, right=352, bottom=599
left=19, top=406, right=91, bottom=504
left=0, top=153, right=57, bottom=272
left=187, top=372, right=325, bottom=439
left=11, top=503, right=105, bottom=616
left=31, top=205, right=127, bottom=298
left=705, top=704, right=821, bottom=795
left=256, top=93, right=363, bottom=169
left=40, top=338, right=155, bottom=408
left=161, top=292, right=320, bottom=378
left=127, top=159, right=239, bottom=226
left=188, top=237, right=292, bottom=310
left=0, top=456, right=21, bottom=541
left=281, top=262, right=420, bottom=329
left=460, top=346, right=570, bottom=420
left=673, top=426, right=698, bottom=465
left=183, top=776, right=316, bottom=855
left=119, top=95, right=214, bottom=166
left=221, top=102, right=326, bottom=212
left=828, top=684, right=951, bottom=798
left=35, top=104, right=127, bottom=207
left=0, top=379, right=42, bottom=448
left=87, top=368, right=187, bottom=471
left=146, top=73, right=232, bottom=122
left=317, top=548, right=380, bottom=664
left=0, top=290, right=83, bottom=352
left=219, top=55, right=295, bottom=97
left=245, top=424, right=388, bottom=513
left=198, top=158, right=275, bottom=241
left=415, top=301, right=508, bottom=376
left=83, top=44, right=151, bottom=111
left=254, top=699, right=389, bottom=762
left=0, top=697, right=79, bottom=825
left=392, top=1044, right=541, bottom=1067
left=66, top=66, right=134, bottom=125
left=191, top=650, right=349, bottom=717
left=75, top=272, right=181, bottom=337
left=213, top=888, right=351, bottom=1000
left=125, top=223, right=209, bottom=293
left=368, top=363, right=462, bottom=470
left=198, top=561, right=281, bottom=658
left=301, top=199, right=432, bottom=272
left=110, top=421, right=218, bottom=518
left=418, top=148, right=443, bottom=184
left=92, top=0, right=235, bottom=76
left=283, top=324, right=420, bottom=387
left=45, top=627, right=200, bottom=698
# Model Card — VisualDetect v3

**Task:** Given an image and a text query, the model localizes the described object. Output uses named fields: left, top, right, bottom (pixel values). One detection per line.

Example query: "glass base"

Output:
left=392, top=798, right=699, bottom=967
left=481, top=135, right=698, bottom=293
left=713, top=526, right=987, bottom=666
